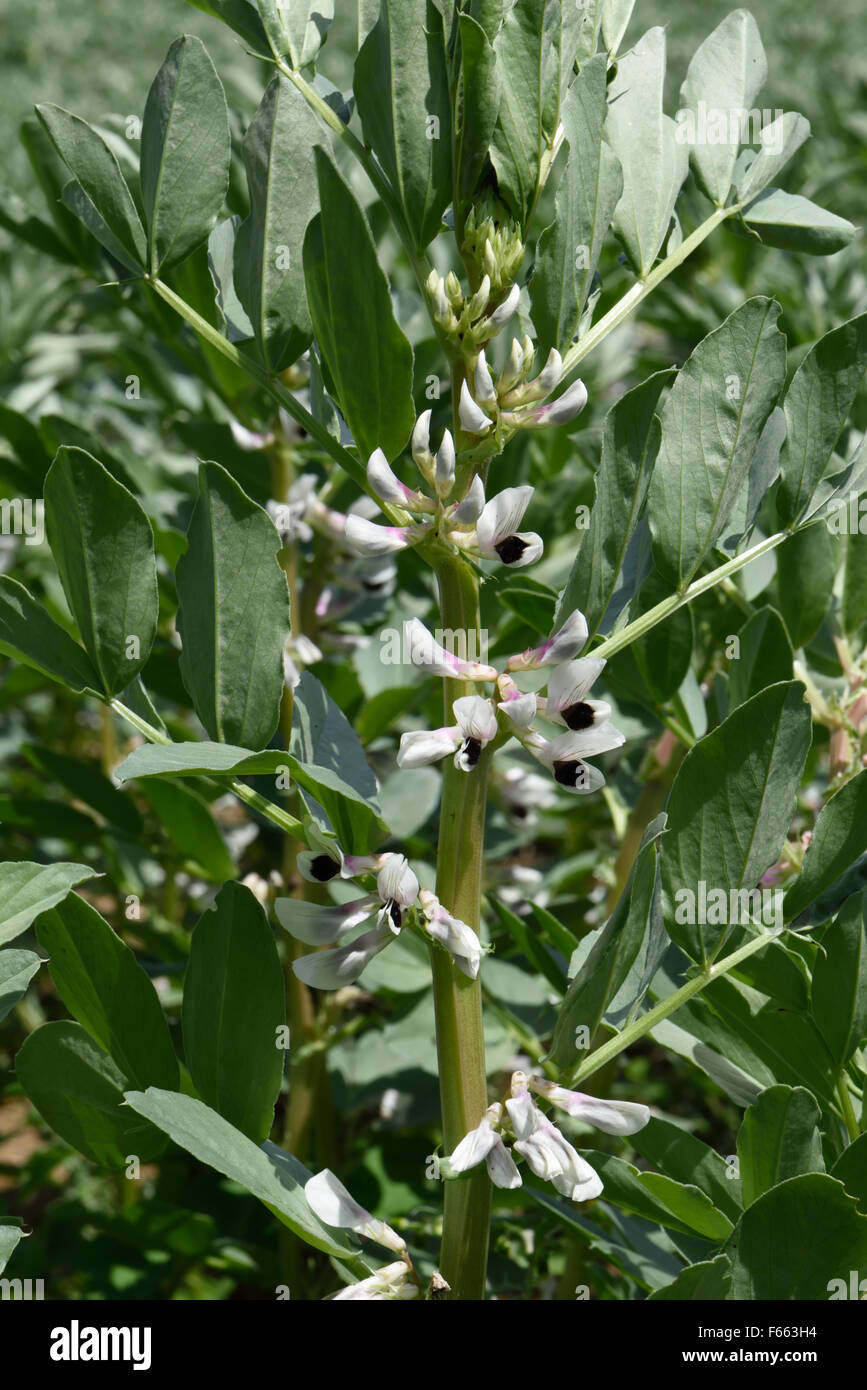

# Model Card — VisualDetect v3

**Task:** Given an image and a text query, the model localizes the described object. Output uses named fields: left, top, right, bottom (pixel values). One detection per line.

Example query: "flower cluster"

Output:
left=445, top=1071, right=650, bottom=1203
left=397, top=611, right=626, bottom=796
left=275, top=824, right=482, bottom=987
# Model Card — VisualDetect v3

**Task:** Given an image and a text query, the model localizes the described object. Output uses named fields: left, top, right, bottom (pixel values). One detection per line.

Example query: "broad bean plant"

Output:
left=1, top=0, right=866, bottom=1303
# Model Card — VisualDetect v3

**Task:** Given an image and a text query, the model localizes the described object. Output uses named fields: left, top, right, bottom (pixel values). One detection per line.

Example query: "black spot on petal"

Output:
left=553, top=760, right=589, bottom=788
left=495, top=535, right=528, bottom=565
left=389, top=901, right=403, bottom=930
left=563, top=700, right=596, bottom=731
left=310, top=854, right=340, bottom=882
left=461, top=737, right=482, bottom=767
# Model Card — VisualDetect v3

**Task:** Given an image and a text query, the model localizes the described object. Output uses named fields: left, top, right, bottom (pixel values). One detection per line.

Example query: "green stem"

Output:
left=837, top=1075, right=860, bottom=1143
left=592, top=531, right=789, bottom=663
left=560, top=207, right=734, bottom=380
left=431, top=552, right=491, bottom=1300
left=566, top=926, right=781, bottom=1087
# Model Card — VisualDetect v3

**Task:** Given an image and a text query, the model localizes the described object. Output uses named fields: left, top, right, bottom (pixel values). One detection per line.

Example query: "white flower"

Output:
left=448, top=1104, right=522, bottom=1189
left=419, top=889, right=482, bottom=979
left=412, top=409, right=435, bottom=471
left=449, top=474, right=486, bottom=526
left=397, top=695, right=497, bottom=772
left=331, top=1261, right=418, bottom=1301
left=376, top=854, right=419, bottom=931
left=459, top=378, right=494, bottom=435
left=507, top=609, right=589, bottom=671
left=526, top=723, right=625, bottom=793
left=527, top=1078, right=651, bottom=1136
left=474, top=350, right=497, bottom=407
left=403, top=617, right=498, bottom=681
left=292, top=922, right=395, bottom=989
left=434, top=429, right=456, bottom=500
left=513, top=1118, right=603, bottom=1202
left=305, top=1169, right=406, bottom=1253
left=540, top=657, right=610, bottom=730
left=473, top=485, right=543, bottom=568
left=489, top=283, right=520, bottom=330
left=366, top=448, right=429, bottom=510
left=344, top=515, right=420, bottom=555
left=520, top=377, right=588, bottom=429
left=275, top=896, right=376, bottom=945
left=296, top=825, right=377, bottom=884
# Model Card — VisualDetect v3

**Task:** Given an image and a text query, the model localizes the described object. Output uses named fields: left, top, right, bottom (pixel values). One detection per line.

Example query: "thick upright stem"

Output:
left=431, top=553, right=491, bottom=1300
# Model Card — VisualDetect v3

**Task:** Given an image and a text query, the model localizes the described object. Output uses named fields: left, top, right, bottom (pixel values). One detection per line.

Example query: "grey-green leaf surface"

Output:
left=488, top=0, right=567, bottom=226
left=785, top=770, right=867, bottom=920
left=258, top=0, right=335, bottom=69
left=185, top=0, right=269, bottom=52
left=649, top=298, right=786, bottom=587
left=530, top=54, right=622, bottom=358
left=175, top=461, right=290, bottom=749
left=0, top=861, right=97, bottom=947
left=16, top=1021, right=167, bottom=1166
left=0, top=576, right=102, bottom=694
left=355, top=0, right=451, bottom=251
left=661, top=682, right=812, bottom=961
left=0, top=1223, right=24, bottom=1274
left=556, top=371, right=670, bottom=634
left=304, top=150, right=415, bottom=462
left=648, top=1255, right=731, bottom=1300
left=736, top=188, right=856, bottom=257
left=455, top=13, right=501, bottom=212
left=44, top=447, right=158, bottom=697
left=777, top=313, right=867, bottom=524
left=726, top=1175, right=867, bottom=1299
left=182, top=883, right=284, bottom=1143
left=140, top=35, right=230, bottom=274
left=36, top=894, right=178, bottom=1092
left=678, top=10, right=767, bottom=207
left=35, top=105, right=147, bottom=272
left=727, top=606, right=792, bottom=709
left=235, top=76, right=322, bottom=371
left=735, top=112, right=811, bottom=203
left=812, top=893, right=867, bottom=1068
left=606, top=27, right=688, bottom=275
left=737, top=1084, right=824, bottom=1206
left=124, top=1087, right=363, bottom=1260
left=0, top=950, right=42, bottom=1022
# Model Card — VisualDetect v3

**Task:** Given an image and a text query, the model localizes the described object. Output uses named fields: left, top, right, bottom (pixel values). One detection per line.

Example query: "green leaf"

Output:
left=777, top=313, right=867, bottom=524
left=355, top=0, right=452, bottom=251
left=16, top=1021, right=167, bottom=1165
left=727, top=606, right=792, bottom=708
left=649, top=298, right=786, bottom=587
left=185, top=0, right=269, bottom=51
left=0, top=576, right=102, bottom=694
left=585, top=1150, right=733, bottom=1240
left=812, top=893, right=867, bottom=1067
left=556, top=371, right=670, bottom=636
left=775, top=522, right=836, bottom=649
left=606, top=27, right=688, bottom=275
left=209, top=216, right=254, bottom=342
left=235, top=76, right=321, bottom=371
left=258, top=0, right=335, bottom=69
left=678, top=10, right=767, bottom=207
left=455, top=13, right=501, bottom=212
left=832, top=1134, right=867, bottom=1212
left=530, top=55, right=622, bottom=357
left=35, top=104, right=147, bottom=272
left=548, top=815, right=667, bottom=1067
left=140, top=36, right=230, bottom=274
left=735, top=111, right=811, bottom=203
left=648, top=1255, right=731, bottom=1300
left=736, top=187, right=856, bottom=256
left=726, top=1174, right=867, bottom=1298
left=490, top=897, right=568, bottom=995
left=629, top=571, right=694, bottom=703
left=660, top=682, right=812, bottom=961
left=631, top=1115, right=743, bottom=1221
left=43, top=447, right=158, bottom=697
left=785, top=771, right=867, bottom=920
left=289, top=671, right=382, bottom=847
left=182, top=883, right=284, bottom=1143
left=123, top=1087, right=362, bottom=1260
left=36, top=894, right=178, bottom=1092
left=704, top=976, right=838, bottom=1107
left=601, top=0, right=635, bottom=57
left=737, top=1084, right=824, bottom=1206
left=304, top=150, right=415, bottom=461
left=0, top=949, right=42, bottom=1023
left=0, top=1223, right=25, bottom=1274
left=176, top=461, right=290, bottom=749
left=843, top=526, right=867, bottom=640
left=0, top=861, right=97, bottom=947
left=141, top=779, right=236, bottom=881
left=488, top=0, right=568, bottom=226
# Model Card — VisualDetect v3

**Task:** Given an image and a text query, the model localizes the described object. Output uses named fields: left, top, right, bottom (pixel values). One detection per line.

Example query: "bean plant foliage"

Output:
left=0, top=0, right=866, bottom=1306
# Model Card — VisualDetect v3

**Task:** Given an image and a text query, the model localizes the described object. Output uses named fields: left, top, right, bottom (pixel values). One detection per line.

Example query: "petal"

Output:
left=404, top=616, right=497, bottom=681
left=486, top=1139, right=523, bottom=1189
left=546, top=657, right=607, bottom=711
left=474, top=349, right=497, bottom=404
left=412, top=409, right=434, bottom=468
left=489, top=283, right=520, bottom=328
left=450, top=474, right=486, bottom=526
left=377, top=854, right=419, bottom=908
left=530, top=378, right=588, bottom=428
left=551, top=759, right=606, bottom=794
left=435, top=429, right=456, bottom=498
left=422, top=897, right=482, bottom=979
left=292, top=923, right=394, bottom=989
left=449, top=1117, right=499, bottom=1172
left=547, top=721, right=626, bottom=760
left=344, top=515, right=414, bottom=555
left=367, top=448, right=412, bottom=506
left=459, top=379, right=494, bottom=434
left=397, top=727, right=461, bottom=768
left=507, top=609, right=590, bottom=671
left=505, top=1091, right=543, bottom=1141
left=453, top=695, right=498, bottom=742
left=476, top=486, right=534, bottom=549
left=274, top=896, right=376, bottom=945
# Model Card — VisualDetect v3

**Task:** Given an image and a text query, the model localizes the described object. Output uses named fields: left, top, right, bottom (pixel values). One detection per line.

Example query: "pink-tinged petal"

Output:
left=292, top=923, right=394, bottom=989
left=344, top=515, right=415, bottom=555
left=274, top=896, right=376, bottom=945
left=507, top=609, right=590, bottom=671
